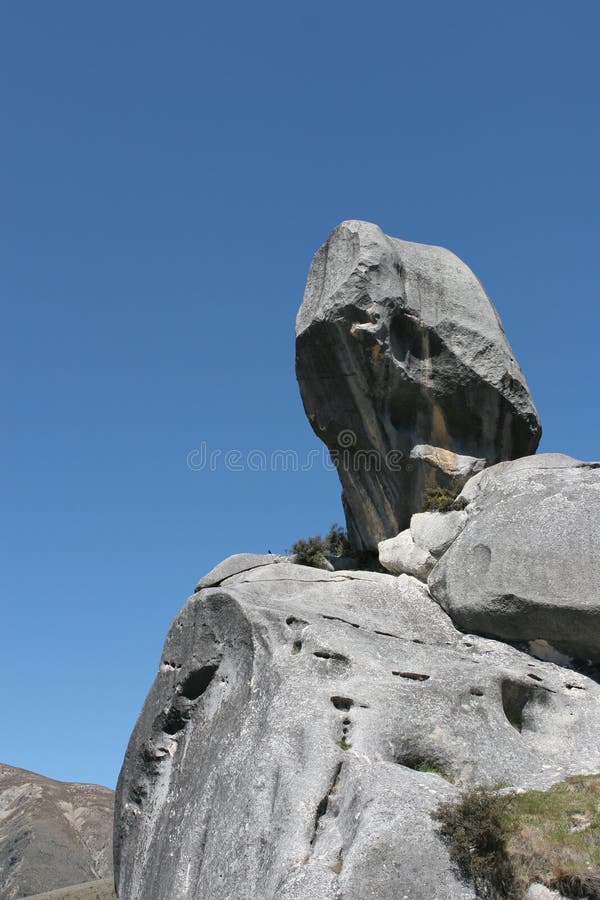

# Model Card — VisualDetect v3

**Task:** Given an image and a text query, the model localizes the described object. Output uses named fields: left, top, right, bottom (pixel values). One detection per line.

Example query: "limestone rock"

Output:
left=296, top=220, right=541, bottom=550
left=195, top=552, right=287, bottom=591
left=115, top=562, right=600, bottom=900
left=429, top=454, right=600, bottom=661
left=410, top=510, right=468, bottom=558
left=409, top=444, right=486, bottom=481
left=0, top=764, right=114, bottom=900
left=378, top=529, right=435, bottom=579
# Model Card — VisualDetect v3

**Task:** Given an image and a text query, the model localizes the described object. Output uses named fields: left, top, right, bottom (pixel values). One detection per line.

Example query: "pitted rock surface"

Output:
left=115, top=562, right=600, bottom=900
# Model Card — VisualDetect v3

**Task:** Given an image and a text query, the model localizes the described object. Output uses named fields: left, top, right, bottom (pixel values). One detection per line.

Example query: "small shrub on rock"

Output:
left=433, top=776, right=600, bottom=899
left=422, top=486, right=467, bottom=513
left=433, top=787, right=517, bottom=898
left=290, top=524, right=352, bottom=568
left=323, top=524, right=352, bottom=557
left=289, top=534, right=329, bottom=567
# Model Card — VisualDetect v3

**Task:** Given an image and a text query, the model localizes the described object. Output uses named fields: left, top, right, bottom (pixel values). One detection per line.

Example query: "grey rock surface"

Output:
left=296, top=220, right=541, bottom=550
left=194, top=552, right=287, bottom=591
left=429, top=454, right=600, bottom=661
left=409, top=445, right=486, bottom=480
left=410, top=510, right=468, bottom=558
left=0, top=763, right=114, bottom=900
left=378, top=529, right=435, bottom=579
left=115, top=562, right=600, bottom=900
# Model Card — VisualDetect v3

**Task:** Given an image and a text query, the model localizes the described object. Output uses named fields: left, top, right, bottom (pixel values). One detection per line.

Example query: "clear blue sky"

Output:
left=1, top=1, right=599, bottom=789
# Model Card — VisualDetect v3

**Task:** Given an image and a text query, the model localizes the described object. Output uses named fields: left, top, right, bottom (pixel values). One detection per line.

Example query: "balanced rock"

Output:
left=296, top=220, right=541, bottom=550
left=115, top=561, right=600, bottom=900
left=428, top=454, right=600, bottom=662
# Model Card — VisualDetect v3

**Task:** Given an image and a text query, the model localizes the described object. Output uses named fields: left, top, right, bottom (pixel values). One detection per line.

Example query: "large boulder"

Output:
left=428, top=454, right=600, bottom=662
left=296, top=220, right=541, bottom=550
left=115, top=561, right=600, bottom=900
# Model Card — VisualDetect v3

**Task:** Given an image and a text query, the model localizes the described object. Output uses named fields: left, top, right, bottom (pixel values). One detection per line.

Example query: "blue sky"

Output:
left=1, top=1, right=599, bottom=789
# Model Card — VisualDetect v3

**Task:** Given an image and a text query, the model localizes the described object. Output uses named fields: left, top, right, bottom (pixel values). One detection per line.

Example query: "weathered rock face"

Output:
left=428, top=453, right=600, bottom=662
left=296, top=220, right=541, bottom=549
left=115, top=558, right=600, bottom=900
left=0, top=763, right=114, bottom=900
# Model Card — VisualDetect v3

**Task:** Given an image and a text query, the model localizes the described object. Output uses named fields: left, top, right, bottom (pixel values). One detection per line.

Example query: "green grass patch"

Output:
left=412, top=760, right=451, bottom=779
left=433, top=775, right=600, bottom=898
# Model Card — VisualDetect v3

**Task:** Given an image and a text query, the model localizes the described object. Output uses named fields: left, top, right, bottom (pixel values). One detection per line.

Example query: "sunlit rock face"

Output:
left=295, top=220, right=541, bottom=550
left=114, top=559, right=600, bottom=900
left=429, top=453, right=600, bottom=663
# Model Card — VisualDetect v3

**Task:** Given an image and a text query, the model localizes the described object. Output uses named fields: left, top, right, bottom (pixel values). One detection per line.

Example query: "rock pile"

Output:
left=114, top=223, right=600, bottom=899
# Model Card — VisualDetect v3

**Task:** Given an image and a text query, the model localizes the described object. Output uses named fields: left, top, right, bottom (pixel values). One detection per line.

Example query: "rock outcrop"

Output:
left=113, top=224, right=600, bottom=898
left=0, top=764, right=114, bottom=900
left=296, top=220, right=541, bottom=550
left=114, top=558, right=600, bottom=900
left=428, top=453, right=600, bottom=663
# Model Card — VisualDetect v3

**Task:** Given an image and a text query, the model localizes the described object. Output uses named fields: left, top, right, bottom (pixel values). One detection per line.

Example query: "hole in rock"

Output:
left=392, top=671, right=430, bottom=681
left=286, top=616, right=308, bottom=627
left=345, top=304, right=373, bottom=326
left=395, top=752, right=451, bottom=780
left=470, top=687, right=484, bottom=696
left=527, top=673, right=544, bottom=683
left=310, top=763, right=343, bottom=846
left=390, top=313, right=444, bottom=362
left=314, top=651, right=349, bottom=663
left=179, top=664, right=219, bottom=701
left=162, top=706, right=189, bottom=736
left=501, top=678, right=548, bottom=732
left=292, top=640, right=303, bottom=655
left=331, top=696, right=354, bottom=711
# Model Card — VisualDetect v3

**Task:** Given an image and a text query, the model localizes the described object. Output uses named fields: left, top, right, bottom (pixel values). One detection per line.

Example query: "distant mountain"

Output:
left=0, top=763, right=113, bottom=900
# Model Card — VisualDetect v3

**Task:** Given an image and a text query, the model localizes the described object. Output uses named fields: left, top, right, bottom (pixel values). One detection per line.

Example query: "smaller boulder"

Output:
left=410, top=445, right=486, bottom=483
left=378, top=530, right=435, bottom=580
left=410, top=510, right=468, bottom=558
left=428, top=454, right=600, bottom=661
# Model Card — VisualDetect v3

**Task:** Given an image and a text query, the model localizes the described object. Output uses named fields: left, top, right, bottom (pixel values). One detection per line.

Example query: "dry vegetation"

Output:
left=24, top=879, right=116, bottom=900
left=433, top=775, right=600, bottom=899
